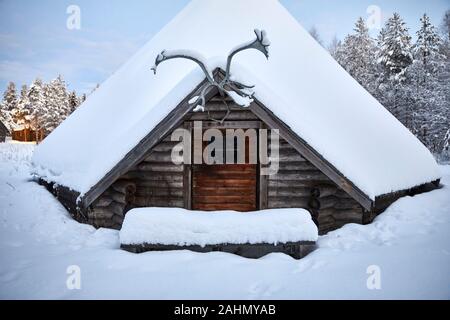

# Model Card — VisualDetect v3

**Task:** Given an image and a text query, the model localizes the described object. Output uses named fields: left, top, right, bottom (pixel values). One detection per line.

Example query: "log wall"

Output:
left=87, top=95, right=365, bottom=233
left=267, top=138, right=365, bottom=234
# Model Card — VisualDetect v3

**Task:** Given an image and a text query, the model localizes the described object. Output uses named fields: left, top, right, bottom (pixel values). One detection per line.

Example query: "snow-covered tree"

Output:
left=328, top=35, right=341, bottom=59
left=41, top=75, right=70, bottom=134
left=80, top=93, right=87, bottom=104
left=68, top=91, right=79, bottom=114
left=377, top=13, right=413, bottom=83
left=2, top=82, right=18, bottom=112
left=414, top=14, right=443, bottom=75
left=335, top=18, right=378, bottom=92
left=27, top=78, right=46, bottom=139
left=12, top=85, right=32, bottom=130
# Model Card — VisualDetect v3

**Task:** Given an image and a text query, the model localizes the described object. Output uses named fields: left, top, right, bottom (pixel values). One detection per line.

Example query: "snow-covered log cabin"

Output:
left=32, top=0, right=440, bottom=236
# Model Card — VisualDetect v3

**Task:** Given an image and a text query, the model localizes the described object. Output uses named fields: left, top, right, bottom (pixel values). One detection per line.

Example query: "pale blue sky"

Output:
left=0, top=0, right=448, bottom=94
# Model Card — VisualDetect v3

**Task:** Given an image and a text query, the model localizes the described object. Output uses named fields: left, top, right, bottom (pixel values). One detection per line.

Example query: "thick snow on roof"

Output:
left=32, top=0, right=440, bottom=200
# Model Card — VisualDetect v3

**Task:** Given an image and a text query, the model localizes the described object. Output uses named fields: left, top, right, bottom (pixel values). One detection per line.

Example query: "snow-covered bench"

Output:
left=119, top=208, right=318, bottom=259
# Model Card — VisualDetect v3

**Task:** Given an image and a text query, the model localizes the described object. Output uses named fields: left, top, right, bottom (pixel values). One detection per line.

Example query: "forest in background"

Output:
left=316, top=10, right=449, bottom=161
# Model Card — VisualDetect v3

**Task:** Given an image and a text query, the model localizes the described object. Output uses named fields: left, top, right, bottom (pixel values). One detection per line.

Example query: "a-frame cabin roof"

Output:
left=32, top=0, right=440, bottom=206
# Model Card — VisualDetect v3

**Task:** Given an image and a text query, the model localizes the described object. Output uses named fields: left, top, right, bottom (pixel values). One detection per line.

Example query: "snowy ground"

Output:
left=0, top=143, right=449, bottom=300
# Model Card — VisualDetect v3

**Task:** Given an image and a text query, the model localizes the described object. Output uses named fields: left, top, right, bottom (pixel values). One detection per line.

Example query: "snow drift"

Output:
left=120, top=208, right=318, bottom=247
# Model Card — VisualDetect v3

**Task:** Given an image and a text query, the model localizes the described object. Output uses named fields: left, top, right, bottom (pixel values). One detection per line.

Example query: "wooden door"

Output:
left=191, top=125, right=258, bottom=212
left=192, top=164, right=257, bottom=211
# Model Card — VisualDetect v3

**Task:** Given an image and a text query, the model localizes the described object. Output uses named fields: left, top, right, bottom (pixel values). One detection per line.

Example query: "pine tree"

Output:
left=335, top=18, right=377, bottom=93
left=414, top=14, right=443, bottom=75
left=68, top=91, right=79, bottom=114
left=28, top=78, right=46, bottom=138
left=41, top=75, right=70, bottom=134
left=80, top=93, right=87, bottom=104
left=12, top=84, right=32, bottom=129
left=2, top=82, right=18, bottom=112
left=328, top=35, right=341, bottom=59
left=377, top=13, right=413, bottom=83
left=376, top=13, right=414, bottom=127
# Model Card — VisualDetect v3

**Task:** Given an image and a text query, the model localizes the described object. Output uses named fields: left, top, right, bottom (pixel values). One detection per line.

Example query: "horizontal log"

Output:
left=333, top=210, right=363, bottom=223
left=318, top=215, right=335, bottom=225
left=318, top=196, right=338, bottom=210
left=124, top=172, right=184, bottom=182
left=193, top=186, right=256, bottom=196
left=135, top=180, right=184, bottom=188
left=145, top=152, right=183, bottom=163
left=151, top=141, right=180, bottom=152
left=334, top=200, right=362, bottom=210
left=268, top=187, right=311, bottom=197
left=268, top=197, right=310, bottom=208
left=193, top=164, right=257, bottom=173
left=133, top=197, right=184, bottom=207
left=188, top=111, right=259, bottom=121
left=277, top=162, right=317, bottom=171
left=136, top=163, right=184, bottom=172
left=111, top=181, right=136, bottom=194
left=200, top=101, right=244, bottom=111
left=135, top=188, right=184, bottom=198
left=193, top=195, right=256, bottom=205
left=318, top=221, right=337, bottom=233
left=315, top=185, right=338, bottom=198
left=268, top=180, right=314, bottom=188
left=103, top=189, right=127, bottom=203
left=112, top=215, right=124, bottom=226
left=268, top=171, right=330, bottom=182
left=91, top=209, right=115, bottom=220
left=193, top=172, right=257, bottom=180
left=93, top=197, right=114, bottom=208
left=161, top=131, right=183, bottom=143
left=193, top=178, right=256, bottom=187
left=192, top=203, right=256, bottom=211
left=270, top=154, right=305, bottom=162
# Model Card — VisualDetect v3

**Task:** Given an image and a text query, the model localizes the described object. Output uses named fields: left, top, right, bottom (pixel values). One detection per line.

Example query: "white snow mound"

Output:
left=120, top=208, right=318, bottom=247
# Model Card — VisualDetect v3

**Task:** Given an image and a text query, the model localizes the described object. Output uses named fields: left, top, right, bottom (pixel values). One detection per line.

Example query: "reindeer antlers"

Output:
left=151, top=50, right=214, bottom=83
left=151, top=29, right=270, bottom=122
left=222, top=29, right=270, bottom=85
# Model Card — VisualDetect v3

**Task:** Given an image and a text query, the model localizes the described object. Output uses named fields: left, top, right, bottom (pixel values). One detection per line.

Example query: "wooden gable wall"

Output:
left=86, top=94, right=365, bottom=234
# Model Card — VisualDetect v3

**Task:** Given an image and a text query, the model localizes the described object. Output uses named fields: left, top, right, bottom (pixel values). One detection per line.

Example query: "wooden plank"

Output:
left=151, top=141, right=180, bottom=152
left=134, top=197, right=184, bottom=207
left=268, top=187, right=311, bottom=197
left=192, top=203, right=256, bottom=211
left=193, top=187, right=256, bottom=196
left=134, top=188, right=184, bottom=197
left=193, top=195, right=256, bottom=205
left=193, top=179, right=256, bottom=187
left=136, top=163, right=184, bottom=172
left=268, top=171, right=331, bottom=182
left=268, top=197, right=310, bottom=208
left=144, top=152, right=182, bottom=163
